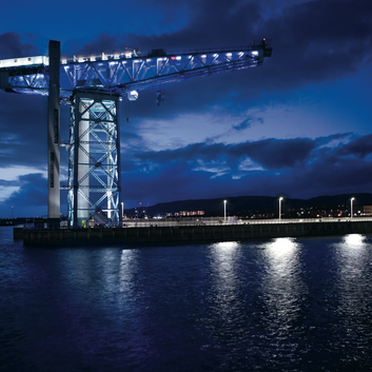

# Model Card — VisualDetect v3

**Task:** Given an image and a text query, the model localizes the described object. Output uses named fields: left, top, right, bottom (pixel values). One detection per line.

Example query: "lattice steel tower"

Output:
left=0, top=39, right=272, bottom=227
left=68, top=92, right=121, bottom=227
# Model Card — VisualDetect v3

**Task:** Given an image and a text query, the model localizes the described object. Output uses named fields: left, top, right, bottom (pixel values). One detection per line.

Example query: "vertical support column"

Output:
left=74, top=94, right=91, bottom=227
left=48, top=40, right=60, bottom=227
left=116, top=100, right=121, bottom=222
left=0, top=70, right=10, bottom=91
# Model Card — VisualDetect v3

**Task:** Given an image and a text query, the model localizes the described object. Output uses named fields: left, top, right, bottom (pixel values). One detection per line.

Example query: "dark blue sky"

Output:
left=0, top=0, right=372, bottom=217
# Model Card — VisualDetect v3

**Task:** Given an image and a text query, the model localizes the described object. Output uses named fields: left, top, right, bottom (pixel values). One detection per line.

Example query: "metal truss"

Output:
left=0, top=66, right=48, bottom=95
left=67, top=92, right=120, bottom=227
left=0, top=40, right=272, bottom=100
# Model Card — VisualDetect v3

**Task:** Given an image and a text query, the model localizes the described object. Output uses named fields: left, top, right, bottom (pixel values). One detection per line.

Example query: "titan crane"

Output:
left=0, top=39, right=272, bottom=227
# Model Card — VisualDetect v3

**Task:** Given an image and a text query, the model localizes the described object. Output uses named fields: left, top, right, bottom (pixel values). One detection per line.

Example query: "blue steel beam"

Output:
left=0, top=39, right=272, bottom=100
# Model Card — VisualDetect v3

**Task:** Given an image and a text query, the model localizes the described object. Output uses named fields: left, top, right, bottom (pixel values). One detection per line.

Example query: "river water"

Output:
left=1, top=226, right=372, bottom=371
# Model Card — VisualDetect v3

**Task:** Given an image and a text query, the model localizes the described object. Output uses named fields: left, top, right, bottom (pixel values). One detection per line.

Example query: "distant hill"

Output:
left=127, top=193, right=372, bottom=216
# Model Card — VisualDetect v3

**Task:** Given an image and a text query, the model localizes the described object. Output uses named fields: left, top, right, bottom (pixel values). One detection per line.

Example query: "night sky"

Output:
left=0, top=0, right=372, bottom=218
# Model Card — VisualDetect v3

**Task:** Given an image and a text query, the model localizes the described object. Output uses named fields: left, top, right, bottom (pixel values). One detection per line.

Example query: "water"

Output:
left=1, top=226, right=372, bottom=371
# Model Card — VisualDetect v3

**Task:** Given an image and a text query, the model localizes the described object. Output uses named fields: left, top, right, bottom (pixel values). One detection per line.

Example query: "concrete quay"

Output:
left=15, top=218, right=372, bottom=247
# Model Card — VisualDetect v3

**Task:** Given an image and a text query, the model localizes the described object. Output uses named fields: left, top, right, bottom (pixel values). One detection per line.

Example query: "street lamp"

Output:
left=279, top=197, right=283, bottom=221
left=223, top=200, right=227, bottom=222
left=121, top=202, right=124, bottom=222
left=350, top=197, right=355, bottom=219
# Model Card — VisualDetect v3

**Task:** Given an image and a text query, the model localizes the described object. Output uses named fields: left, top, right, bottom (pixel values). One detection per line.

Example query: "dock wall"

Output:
left=16, top=220, right=372, bottom=247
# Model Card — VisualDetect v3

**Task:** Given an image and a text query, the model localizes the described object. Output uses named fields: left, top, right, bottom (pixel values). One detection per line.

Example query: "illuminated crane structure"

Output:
left=0, top=39, right=272, bottom=227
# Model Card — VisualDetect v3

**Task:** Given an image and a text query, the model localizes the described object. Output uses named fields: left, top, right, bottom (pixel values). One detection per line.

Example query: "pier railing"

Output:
left=121, top=217, right=372, bottom=229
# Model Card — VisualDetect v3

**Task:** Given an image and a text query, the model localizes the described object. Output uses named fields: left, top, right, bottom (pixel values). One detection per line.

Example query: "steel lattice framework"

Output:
left=0, top=40, right=271, bottom=99
left=0, top=39, right=272, bottom=227
left=68, top=92, right=120, bottom=227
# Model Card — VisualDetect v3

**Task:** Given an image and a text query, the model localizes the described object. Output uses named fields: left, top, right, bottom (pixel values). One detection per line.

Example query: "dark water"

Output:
left=1, top=226, right=372, bottom=371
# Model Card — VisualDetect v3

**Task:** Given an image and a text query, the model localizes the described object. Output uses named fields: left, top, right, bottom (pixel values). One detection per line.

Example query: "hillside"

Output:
left=126, top=193, right=372, bottom=216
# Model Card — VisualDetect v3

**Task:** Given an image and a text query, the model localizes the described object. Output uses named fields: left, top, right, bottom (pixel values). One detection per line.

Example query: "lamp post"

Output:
left=223, top=200, right=227, bottom=222
left=121, top=202, right=124, bottom=222
left=279, top=197, right=283, bottom=221
left=350, top=197, right=355, bottom=219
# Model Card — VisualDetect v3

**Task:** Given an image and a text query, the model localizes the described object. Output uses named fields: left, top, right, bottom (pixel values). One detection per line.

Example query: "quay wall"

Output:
left=16, top=220, right=372, bottom=247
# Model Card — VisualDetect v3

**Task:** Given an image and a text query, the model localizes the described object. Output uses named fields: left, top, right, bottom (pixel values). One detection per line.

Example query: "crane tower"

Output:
left=0, top=39, right=272, bottom=227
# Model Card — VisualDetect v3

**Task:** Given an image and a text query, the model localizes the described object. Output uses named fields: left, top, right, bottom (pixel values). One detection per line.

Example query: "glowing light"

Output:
left=0, top=56, right=49, bottom=68
left=213, top=241, right=239, bottom=251
left=267, top=237, right=297, bottom=257
left=343, top=234, right=365, bottom=247
left=127, top=90, right=139, bottom=101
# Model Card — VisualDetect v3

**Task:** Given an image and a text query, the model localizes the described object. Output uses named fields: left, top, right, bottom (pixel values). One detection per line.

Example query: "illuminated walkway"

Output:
left=121, top=217, right=372, bottom=228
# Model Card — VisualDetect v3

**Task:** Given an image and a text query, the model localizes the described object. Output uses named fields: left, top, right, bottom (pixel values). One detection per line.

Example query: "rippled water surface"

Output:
left=1, top=226, right=372, bottom=371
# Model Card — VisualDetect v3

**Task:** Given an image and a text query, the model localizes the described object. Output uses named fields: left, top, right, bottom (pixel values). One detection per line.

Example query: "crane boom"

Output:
left=0, top=39, right=272, bottom=99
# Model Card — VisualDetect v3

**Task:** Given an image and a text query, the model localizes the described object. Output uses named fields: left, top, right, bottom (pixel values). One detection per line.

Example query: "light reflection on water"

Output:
left=208, top=241, right=242, bottom=322
left=335, top=234, right=370, bottom=315
left=260, top=237, right=304, bottom=330
left=256, top=237, right=306, bottom=367
left=2, top=226, right=372, bottom=372
left=119, top=248, right=138, bottom=298
left=205, top=239, right=306, bottom=369
left=333, top=234, right=372, bottom=363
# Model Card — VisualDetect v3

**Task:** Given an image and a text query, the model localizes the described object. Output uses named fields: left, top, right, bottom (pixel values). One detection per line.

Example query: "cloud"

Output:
left=135, top=137, right=316, bottom=171
left=261, top=0, right=372, bottom=87
left=334, top=134, right=372, bottom=159
left=231, top=138, right=316, bottom=169
left=119, top=133, right=372, bottom=206
left=233, top=117, right=264, bottom=131
left=0, top=94, right=48, bottom=168
left=0, top=32, right=39, bottom=58
left=0, top=173, right=48, bottom=217
left=1, top=133, right=371, bottom=215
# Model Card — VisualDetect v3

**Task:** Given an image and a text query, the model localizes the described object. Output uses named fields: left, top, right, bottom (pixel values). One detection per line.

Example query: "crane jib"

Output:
left=0, top=39, right=272, bottom=100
